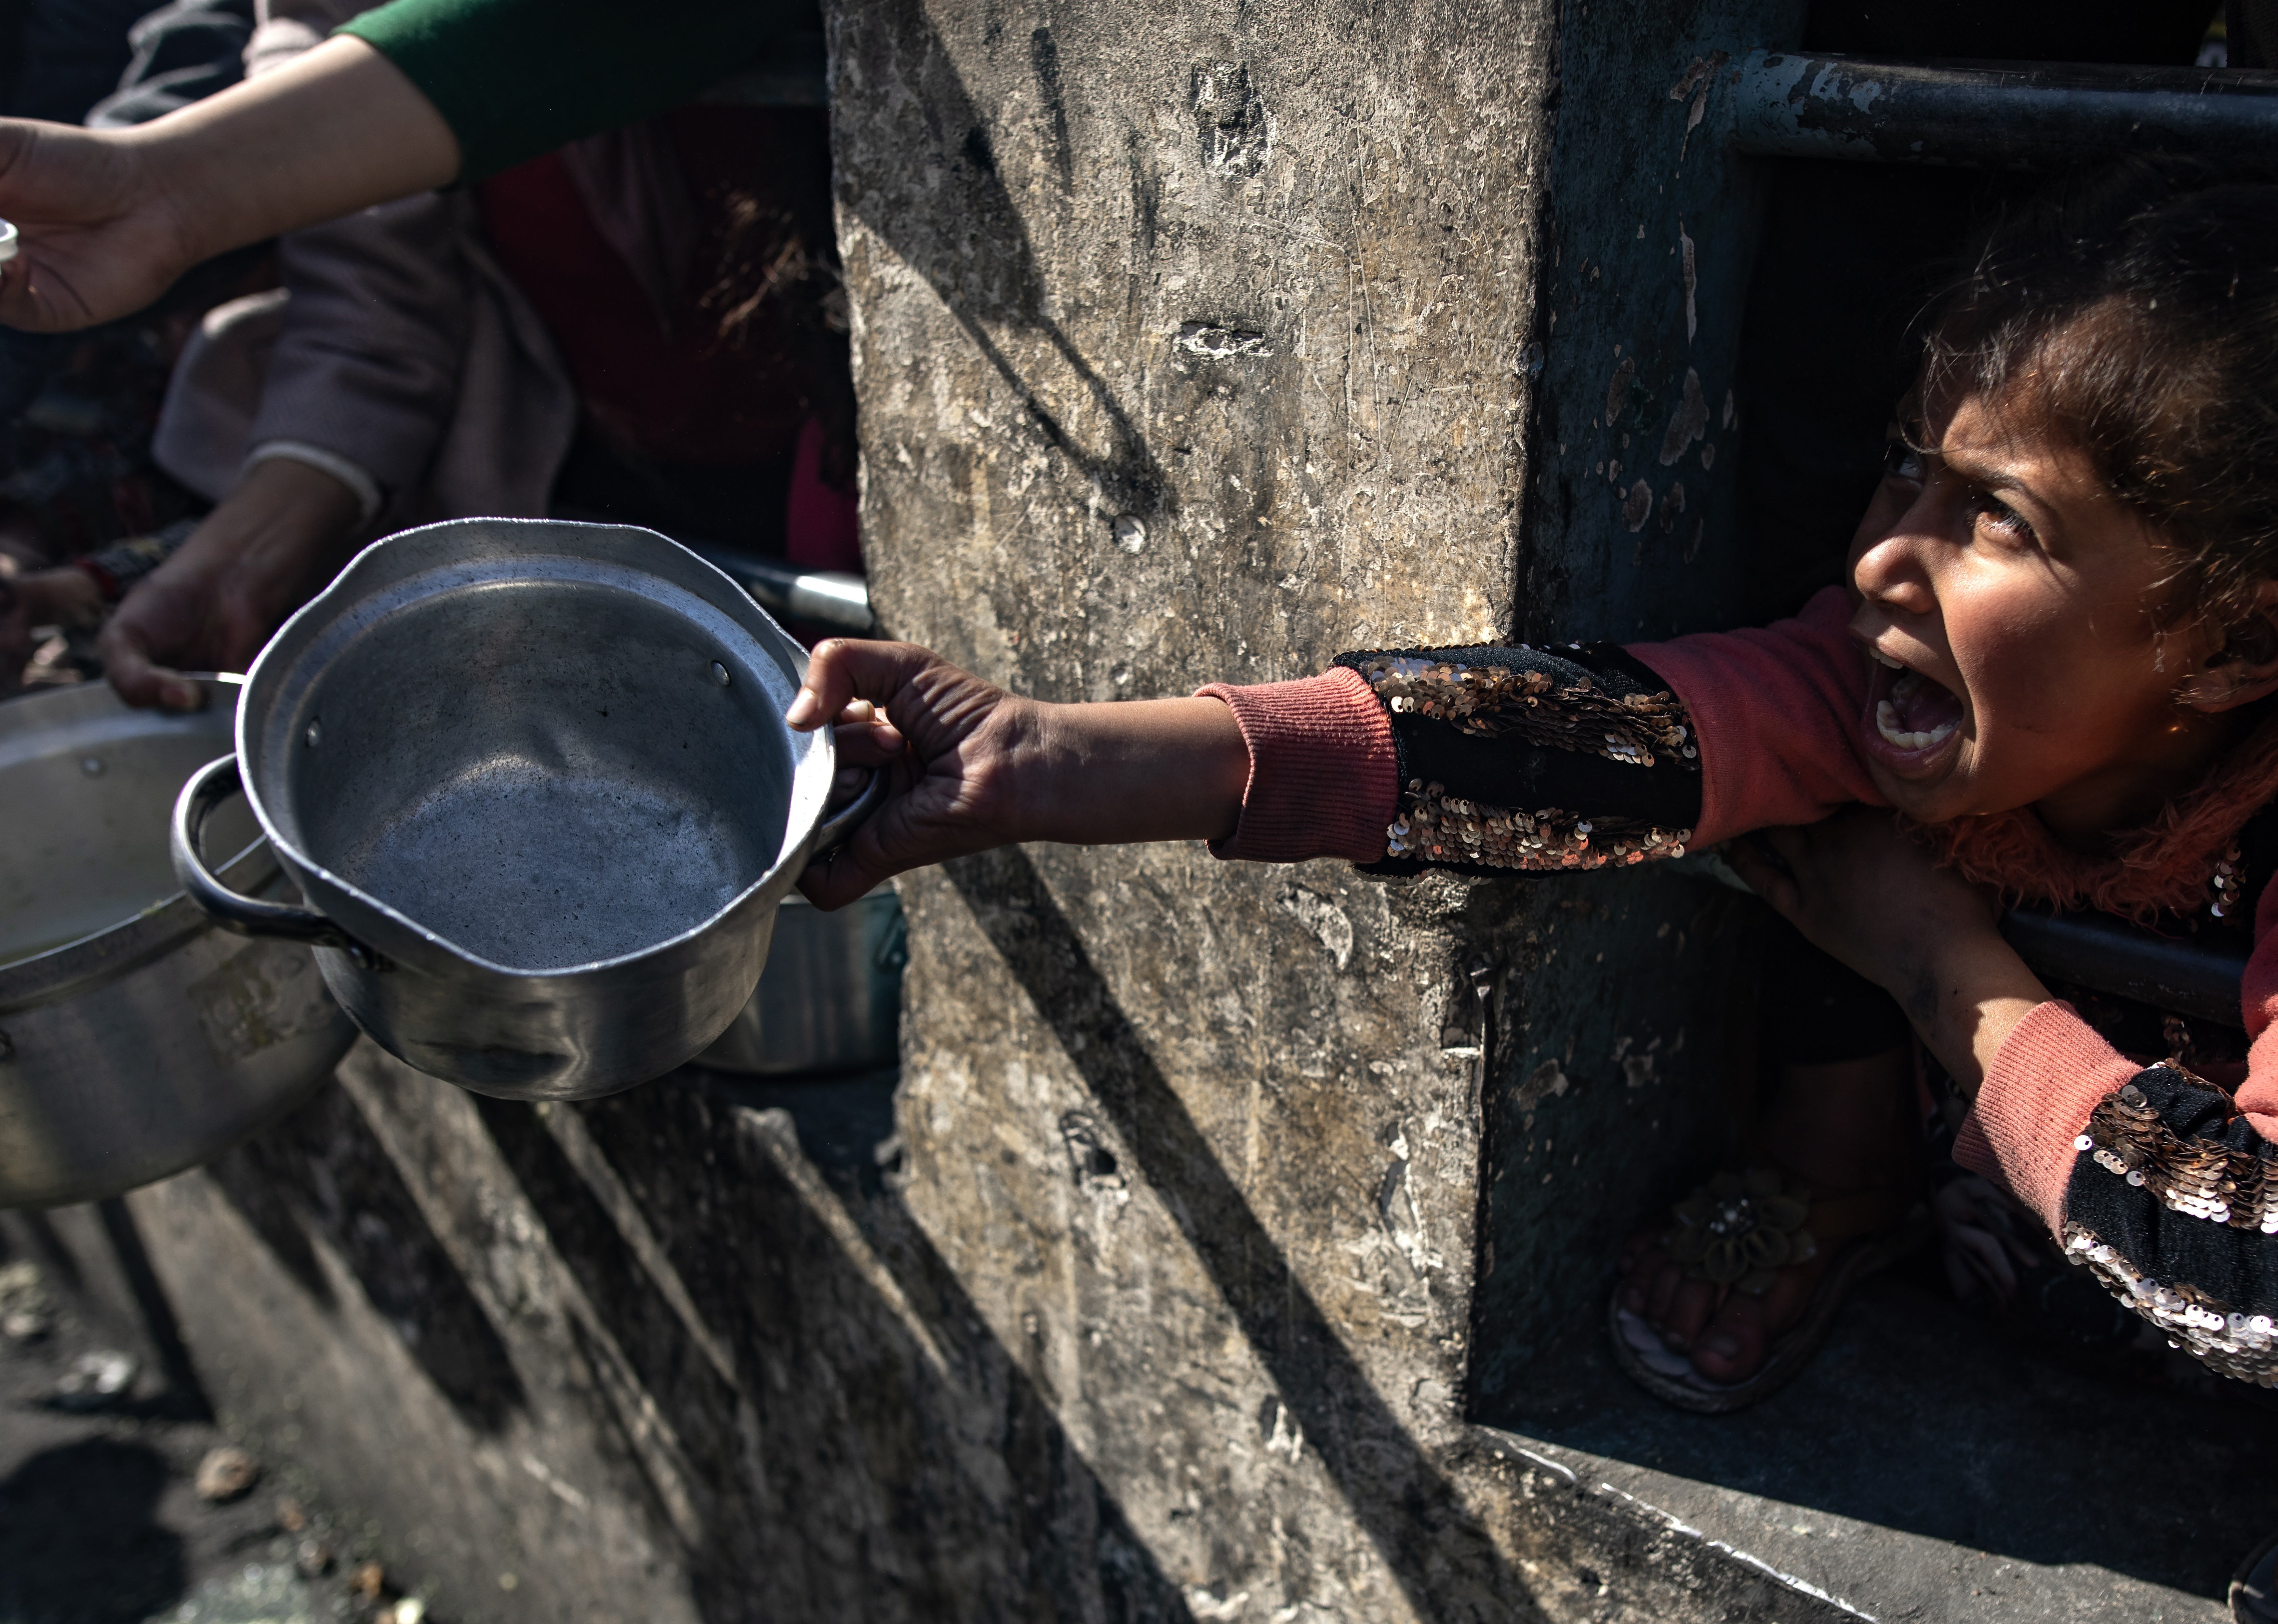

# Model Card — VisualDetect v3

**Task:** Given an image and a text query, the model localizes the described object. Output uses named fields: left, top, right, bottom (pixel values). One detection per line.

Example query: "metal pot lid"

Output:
left=0, top=677, right=273, bottom=1012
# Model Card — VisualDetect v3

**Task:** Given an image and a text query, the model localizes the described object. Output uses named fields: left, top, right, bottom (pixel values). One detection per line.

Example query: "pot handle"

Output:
left=812, top=766, right=890, bottom=858
left=170, top=754, right=362, bottom=951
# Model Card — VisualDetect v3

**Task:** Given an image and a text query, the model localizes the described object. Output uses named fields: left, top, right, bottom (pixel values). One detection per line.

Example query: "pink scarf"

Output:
left=1914, top=710, right=2278, bottom=923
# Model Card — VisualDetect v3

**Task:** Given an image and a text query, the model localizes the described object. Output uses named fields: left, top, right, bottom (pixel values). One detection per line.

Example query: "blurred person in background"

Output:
left=2, top=0, right=856, bottom=706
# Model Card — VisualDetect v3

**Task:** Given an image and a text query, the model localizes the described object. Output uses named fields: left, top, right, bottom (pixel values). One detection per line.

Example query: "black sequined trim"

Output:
left=1338, top=646, right=1698, bottom=769
left=1384, top=780, right=1691, bottom=872
left=2060, top=1220, right=2278, bottom=1385
left=1336, top=642, right=1704, bottom=872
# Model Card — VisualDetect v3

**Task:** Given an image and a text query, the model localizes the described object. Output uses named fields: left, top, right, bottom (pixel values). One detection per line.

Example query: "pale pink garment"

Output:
left=156, top=0, right=578, bottom=528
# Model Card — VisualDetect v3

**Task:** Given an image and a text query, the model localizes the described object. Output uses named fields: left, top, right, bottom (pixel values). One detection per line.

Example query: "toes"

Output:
left=1660, top=1277, right=1720, bottom=1348
left=1644, top=1260, right=1686, bottom=1327
left=1617, top=1231, right=1670, bottom=1313
left=1759, top=1250, right=1828, bottom=1328
left=1691, top=1293, right=1768, bottom=1383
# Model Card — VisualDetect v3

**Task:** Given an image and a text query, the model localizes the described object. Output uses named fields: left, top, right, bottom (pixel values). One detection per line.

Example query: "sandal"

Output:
left=2236, top=1528, right=2278, bottom=1623
left=1609, top=1166, right=1929, bottom=1414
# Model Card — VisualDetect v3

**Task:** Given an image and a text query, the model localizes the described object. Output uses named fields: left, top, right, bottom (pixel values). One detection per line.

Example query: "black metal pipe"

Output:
left=1729, top=51, right=2278, bottom=168
left=1999, top=906, right=2247, bottom=1029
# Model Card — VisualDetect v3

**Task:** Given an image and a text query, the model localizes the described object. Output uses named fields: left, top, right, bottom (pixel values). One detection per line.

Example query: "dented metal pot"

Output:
left=171, top=519, right=878, bottom=1102
left=0, top=678, right=355, bottom=1208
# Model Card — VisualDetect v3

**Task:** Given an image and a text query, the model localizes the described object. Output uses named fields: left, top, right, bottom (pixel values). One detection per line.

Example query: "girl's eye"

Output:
left=1881, top=440, right=1926, bottom=484
left=1968, top=490, right=2038, bottom=545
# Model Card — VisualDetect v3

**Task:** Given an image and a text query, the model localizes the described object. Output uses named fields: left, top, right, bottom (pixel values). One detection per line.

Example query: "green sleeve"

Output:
left=339, top=0, right=808, bottom=182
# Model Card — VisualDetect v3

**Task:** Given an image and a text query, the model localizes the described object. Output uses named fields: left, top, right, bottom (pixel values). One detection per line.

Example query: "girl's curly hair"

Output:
left=1921, top=157, right=2278, bottom=640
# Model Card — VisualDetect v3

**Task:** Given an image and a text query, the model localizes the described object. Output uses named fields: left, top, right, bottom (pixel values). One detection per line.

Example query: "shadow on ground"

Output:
left=1495, top=1258, right=2278, bottom=1605
left=0, top=1436, right=182, bottom=1623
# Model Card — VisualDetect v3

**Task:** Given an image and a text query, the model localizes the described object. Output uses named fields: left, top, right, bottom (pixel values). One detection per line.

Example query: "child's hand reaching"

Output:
left=786, top=640, right=1251, bottom=909
left=1933, top=1172, right=2043, bottom=1309
left=1722, top=806, right=2050, bottom=1098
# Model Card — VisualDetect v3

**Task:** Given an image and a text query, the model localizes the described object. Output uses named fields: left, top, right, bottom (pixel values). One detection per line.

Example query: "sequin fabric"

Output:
left=2209, top=842, right=2244, bottom=920
left=1384, top=780, right=1692, bottom=871
left=2077, top=1075, right=2278, bottom=1234
left=2061, top=1220, right=2278, bottom=1385
left=1350, top=655, right=1698, bottom=768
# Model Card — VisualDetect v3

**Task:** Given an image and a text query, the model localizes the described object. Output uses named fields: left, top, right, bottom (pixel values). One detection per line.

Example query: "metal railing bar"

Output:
left=1729, top=50, right=2278, bottom=167
left=1999, top=905, right=2247, bottom=1029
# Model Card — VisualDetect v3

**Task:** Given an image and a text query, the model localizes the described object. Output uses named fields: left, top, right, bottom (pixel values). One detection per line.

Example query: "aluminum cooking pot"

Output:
left=0, top=678, right=355, bottom=1208
left=170, top=519, right=880, bottom=1102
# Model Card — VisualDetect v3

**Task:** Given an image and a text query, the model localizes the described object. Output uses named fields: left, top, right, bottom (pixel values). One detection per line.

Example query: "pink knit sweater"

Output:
left=1198, top=585, right=2278, bottom=1238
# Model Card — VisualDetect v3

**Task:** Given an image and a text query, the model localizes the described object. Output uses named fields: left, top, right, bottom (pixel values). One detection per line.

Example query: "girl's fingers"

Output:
left=830, top=715, right=907, bottom=768
left=789, top=639, right=933, bottom=730
left=1759, top=825, right=1812, bottom=870
left=1953, top=1225, right=2017, bottom=1299
left=1723, top=841, right=1799, bottom=915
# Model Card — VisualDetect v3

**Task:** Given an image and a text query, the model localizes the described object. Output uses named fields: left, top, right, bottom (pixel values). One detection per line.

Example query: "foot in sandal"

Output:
left=1610, top=1049, right=1926, bottom=1410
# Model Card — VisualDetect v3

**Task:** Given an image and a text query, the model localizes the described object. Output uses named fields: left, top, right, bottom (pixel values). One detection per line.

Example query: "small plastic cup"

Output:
left=0, top=220, right=18, bottom=263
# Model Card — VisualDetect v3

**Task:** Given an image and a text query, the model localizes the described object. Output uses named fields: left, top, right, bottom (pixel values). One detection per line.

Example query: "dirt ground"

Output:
left=0, top=1240, right=439, bottom=1624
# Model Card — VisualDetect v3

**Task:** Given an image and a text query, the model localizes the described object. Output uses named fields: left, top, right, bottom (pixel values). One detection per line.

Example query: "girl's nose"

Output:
left=1852, top=528, right=1938, bottom=617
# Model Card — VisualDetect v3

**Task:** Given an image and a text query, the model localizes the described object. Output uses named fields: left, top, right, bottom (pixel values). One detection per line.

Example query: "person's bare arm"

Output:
left=99, top=457, right=366, bottom=708
left=1723, top=809, right=2050, bottom=1098
left=788, top=640, right=1252, bottom=907
left=0, top=36, right=457, bottom=332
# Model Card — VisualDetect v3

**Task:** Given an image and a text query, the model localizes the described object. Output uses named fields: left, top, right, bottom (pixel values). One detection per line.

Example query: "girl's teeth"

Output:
left=1872, top=649, right=1905, bottom=669
left=1875, top=699, right=1956, bottom=752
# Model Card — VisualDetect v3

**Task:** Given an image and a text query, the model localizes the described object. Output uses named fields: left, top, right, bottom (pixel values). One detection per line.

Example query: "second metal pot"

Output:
left=1, top=679, right=354, bottom=1208
left=697, top=888, right=905, bottom=1076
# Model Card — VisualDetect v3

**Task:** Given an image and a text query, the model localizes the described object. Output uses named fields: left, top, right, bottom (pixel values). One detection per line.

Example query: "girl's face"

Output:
left=1843, top=381, right=2238, bottom=833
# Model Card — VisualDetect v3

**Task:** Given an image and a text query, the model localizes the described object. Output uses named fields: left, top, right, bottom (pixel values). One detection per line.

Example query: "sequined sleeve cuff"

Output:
left=1958, top=1001, right=2278, bottom=1385
left=1332, top=641, right=1702, bottom=873
left=1195, top=669, right=1398, bottom=864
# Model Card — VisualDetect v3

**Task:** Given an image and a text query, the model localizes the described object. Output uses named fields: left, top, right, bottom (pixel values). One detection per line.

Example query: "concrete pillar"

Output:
left=829, top=0, right=1799, bottom=1615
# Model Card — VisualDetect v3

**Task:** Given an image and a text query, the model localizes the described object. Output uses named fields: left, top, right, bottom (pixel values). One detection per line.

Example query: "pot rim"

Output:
left=235, top=518, right=836, bottom=981
left=0, top=676, right=273, bottom=1013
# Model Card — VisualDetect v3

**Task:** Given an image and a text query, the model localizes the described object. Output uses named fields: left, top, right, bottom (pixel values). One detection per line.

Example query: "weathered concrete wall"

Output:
left=832, top=2, right=1559, bottom=1614
left=12, top=3, right=1876, bottom=1620
left=828, top=0, right=1802, bottom=1613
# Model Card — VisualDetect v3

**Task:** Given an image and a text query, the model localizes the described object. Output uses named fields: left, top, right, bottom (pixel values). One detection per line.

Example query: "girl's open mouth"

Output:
left=1864, top=652, right=1964, bottom=767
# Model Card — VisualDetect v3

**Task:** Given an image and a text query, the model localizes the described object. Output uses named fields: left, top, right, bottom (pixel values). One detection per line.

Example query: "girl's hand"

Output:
left=786, top=640, right=1250, bottom=909
left=787, top=640, right=1039, bottom=909
left=1722, top=806, right=2049, bottom=1096
left=1933, top=1172, right=2043, bottom=1309
left=1723, top=806, right=1996, bottom=993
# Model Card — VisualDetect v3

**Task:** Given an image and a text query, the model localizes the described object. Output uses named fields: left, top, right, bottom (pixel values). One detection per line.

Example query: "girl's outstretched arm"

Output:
left=787, top=639, right=1251, bottom=908
left=790, top=586, right=1879, bottom=901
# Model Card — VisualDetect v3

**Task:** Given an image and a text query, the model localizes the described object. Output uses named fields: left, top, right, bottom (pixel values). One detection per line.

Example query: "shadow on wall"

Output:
left=0, top=1438, right=184, bottom=1623
left=199, top=1056, right=1198, bottom=1621
left=831, top=0, right=1169, bottom=528
left=943, top=847, right=1531, bottom=1619
left=478, top=1083, right=1198, bottom=1624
